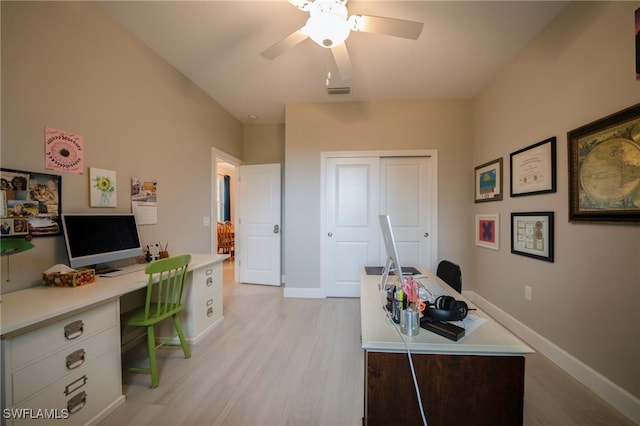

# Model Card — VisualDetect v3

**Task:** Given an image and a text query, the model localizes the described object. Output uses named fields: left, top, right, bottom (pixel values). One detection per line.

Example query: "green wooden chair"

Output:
left=122, top=254, right=191, bottom=388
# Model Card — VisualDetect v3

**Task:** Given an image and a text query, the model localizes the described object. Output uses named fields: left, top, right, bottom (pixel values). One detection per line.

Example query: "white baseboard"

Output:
left=283, top=287, right=325, bottom=299
left=465, top=290, right=640, bottom=425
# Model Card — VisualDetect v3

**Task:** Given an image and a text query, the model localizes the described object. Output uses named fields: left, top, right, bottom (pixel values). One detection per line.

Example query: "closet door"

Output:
left=379, top=156, right=433, bottom=271
left=325, top=157, right=380, bottom=297
left=324, top=153, right=436, bottom=298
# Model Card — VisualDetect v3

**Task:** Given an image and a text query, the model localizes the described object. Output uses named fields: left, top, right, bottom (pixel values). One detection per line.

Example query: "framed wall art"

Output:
left=90, top=167, right=117, bottom=208
left=510, top=137, right=556, bottom=197
left=474, top=158, right=503, bottom=203
left=567, top=103, right=640, bottom=223
left=475, top=214, right=499, bottom=250
left=0, top=168, right=62, bottom=236
left=511, top=212, right=554, bottom=262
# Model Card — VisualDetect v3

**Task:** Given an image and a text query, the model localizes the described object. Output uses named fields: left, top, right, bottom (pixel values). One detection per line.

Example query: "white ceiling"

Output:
left=98, top=1, right=568, bottom=124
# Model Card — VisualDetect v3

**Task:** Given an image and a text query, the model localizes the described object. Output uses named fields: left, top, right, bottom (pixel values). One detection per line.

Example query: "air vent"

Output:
left=327, top=86, right=351, bottom=95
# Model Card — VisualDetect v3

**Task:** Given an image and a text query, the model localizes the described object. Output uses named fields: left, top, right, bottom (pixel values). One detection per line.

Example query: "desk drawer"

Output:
left=188, top=266, right=217, bottom=301
left=11, top=348, right=122, bottom=426
left=12, top=326, right=119, bottom=405
left=10, top=301, right=117, bottom=369
left=190, top=294, right=223, bottom=336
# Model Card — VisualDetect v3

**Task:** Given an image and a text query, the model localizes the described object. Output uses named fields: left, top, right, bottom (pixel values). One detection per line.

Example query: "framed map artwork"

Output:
left=567, top=103, right=640, bottom=223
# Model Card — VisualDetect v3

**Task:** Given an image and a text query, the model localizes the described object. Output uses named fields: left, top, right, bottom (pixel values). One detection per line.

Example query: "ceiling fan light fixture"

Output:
left=303, top=0, right=350, bottom=48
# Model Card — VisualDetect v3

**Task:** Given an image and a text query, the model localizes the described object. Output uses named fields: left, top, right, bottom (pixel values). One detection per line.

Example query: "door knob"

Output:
left=273, top=224, right=280, bottom=234
left=424, top=232, right=429, bottom=237
left=328, top=232, right=333, bottom=237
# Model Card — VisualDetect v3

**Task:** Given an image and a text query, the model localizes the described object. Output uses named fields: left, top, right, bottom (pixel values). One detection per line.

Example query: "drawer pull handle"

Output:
left=64, top=320, right=84, bottom=340
left=206, top=298, right=213, bottom=307
left=66, top=349, right=86, bottom=370
left=207, top=307, right=213, bottom=317
left=67, top=391, right=87, bottom=414
left=206, top=277, right=213, bottom=286
left=64, top=375, right=87, bottom=396
left=205, top=268, right=212, bottom=276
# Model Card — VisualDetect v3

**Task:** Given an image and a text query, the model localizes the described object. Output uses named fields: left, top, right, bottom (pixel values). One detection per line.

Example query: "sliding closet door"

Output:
left=379, top=156, right=433, bottom=271
left=323, top=153, right=436, bottom=298
left=325, top=157, right=380, bottom=297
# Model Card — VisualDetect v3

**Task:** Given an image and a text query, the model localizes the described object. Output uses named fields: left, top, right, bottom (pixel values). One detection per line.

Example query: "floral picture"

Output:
left=90, top=167, right=116, bottom=207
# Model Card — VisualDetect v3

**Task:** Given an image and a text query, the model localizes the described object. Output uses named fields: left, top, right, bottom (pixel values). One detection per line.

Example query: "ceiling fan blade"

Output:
left=331, top=43, right=353, bottom=81
left=288, top=0, right=312, bottom=11
left=350, top=14, right=424, bottom=40
left=261, top=28, right=309, bottom=60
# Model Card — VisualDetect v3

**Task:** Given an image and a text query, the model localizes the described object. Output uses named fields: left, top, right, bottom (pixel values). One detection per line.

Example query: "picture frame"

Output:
left=510, top=137, right=556, bottom=197
left=89, top=167, right=117, bottom=208
left=567, top=103, right=640, bottom=223
left=474, top=158, right=503, bottom=203
left=0, top=168, right=62, bottom=236
left=475, top=214, right=499, bottom=250
left=511, top=212, right=554, bottom=262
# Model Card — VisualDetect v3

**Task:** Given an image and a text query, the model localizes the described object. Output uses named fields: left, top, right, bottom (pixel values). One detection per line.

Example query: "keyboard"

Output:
left=99, top=263, right=147, bottom=277
left=413, top=277, right=449, bottom=302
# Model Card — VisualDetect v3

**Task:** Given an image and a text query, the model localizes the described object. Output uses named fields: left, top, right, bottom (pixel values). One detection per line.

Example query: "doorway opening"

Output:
left=213, top=149, right=241, bottom=282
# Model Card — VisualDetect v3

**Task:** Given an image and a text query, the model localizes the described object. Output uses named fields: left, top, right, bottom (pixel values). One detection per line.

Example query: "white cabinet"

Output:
left=1, top=300, right=125, bottom=426
left=157, top=259, right=224, bottom=344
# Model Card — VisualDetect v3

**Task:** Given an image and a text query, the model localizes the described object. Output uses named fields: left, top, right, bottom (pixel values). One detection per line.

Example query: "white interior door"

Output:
left=325, top=157, right=380, bottom=297
left=379, top=157, right=433, bottom=270
left=238, top=164, right=281, bottom=286
left=323, top=152, right=437, bottom=298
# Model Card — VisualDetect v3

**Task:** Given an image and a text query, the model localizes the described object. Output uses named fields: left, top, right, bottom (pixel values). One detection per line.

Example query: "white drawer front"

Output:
left=10, top=302, right=118, bottom=369
left=12, top=327, right=119, bottom=405
left=191, top=294, right=223, bottom=334
left=188, top=266, right=216, bottom=301
left=11, top=349, right=122, bottom=426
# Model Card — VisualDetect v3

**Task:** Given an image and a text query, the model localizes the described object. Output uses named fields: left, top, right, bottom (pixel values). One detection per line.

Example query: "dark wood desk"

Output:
left=360, top=268, right=533, bottom=426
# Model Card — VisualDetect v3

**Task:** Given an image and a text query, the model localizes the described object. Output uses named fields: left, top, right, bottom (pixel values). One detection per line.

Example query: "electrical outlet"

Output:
left=525, top=286, right=532, bottom=301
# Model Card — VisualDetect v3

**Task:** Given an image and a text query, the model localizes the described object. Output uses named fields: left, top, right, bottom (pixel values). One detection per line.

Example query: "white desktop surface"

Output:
left=0, top=253, right=227, bottom=336
left=360, top=267, right=533, bottom=356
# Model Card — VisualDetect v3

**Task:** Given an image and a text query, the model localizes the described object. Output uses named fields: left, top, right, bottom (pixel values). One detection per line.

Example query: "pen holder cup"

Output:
left=159, top=251, right=169, bottom=259
left=400, top=309, right=420, bottom=336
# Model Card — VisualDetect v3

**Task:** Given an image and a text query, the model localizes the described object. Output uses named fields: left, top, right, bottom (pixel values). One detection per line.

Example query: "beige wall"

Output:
left=243, top=123, right=285, bottom=166
left=1, top=1, right=243, bottom=291
left=473, top=2, right=639, bottom=400
left=284, top=100, right=473, bottom=291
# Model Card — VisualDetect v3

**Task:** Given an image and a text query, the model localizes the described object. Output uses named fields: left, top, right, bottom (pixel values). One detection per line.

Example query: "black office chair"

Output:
left=436, top=260, right=462, bottom=294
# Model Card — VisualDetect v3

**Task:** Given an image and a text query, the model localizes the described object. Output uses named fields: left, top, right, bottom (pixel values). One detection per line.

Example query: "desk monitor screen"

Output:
left=379, top=215, right=404, bottom=287
left=61, top=213, right=143, bottom=269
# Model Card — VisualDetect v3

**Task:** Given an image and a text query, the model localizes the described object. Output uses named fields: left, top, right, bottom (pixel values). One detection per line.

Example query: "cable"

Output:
left=378, top=277, right=429, bottom=426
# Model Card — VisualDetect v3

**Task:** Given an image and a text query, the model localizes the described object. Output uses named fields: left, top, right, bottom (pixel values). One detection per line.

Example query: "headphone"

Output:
left=421, top=295, right=469, bottom=322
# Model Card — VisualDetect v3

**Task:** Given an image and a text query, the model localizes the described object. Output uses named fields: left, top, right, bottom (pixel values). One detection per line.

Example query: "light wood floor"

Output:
left=100, top=261, right=636, bottom=426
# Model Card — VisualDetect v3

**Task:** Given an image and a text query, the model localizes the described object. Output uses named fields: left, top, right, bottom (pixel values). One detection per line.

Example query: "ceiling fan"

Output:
left=261, top=0, right=424, bottom=81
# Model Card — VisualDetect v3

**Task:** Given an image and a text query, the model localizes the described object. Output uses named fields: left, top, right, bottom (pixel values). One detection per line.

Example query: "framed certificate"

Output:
left=510, top=137, right=556, bottom=197
left=510, top=212, right=554, bottom=262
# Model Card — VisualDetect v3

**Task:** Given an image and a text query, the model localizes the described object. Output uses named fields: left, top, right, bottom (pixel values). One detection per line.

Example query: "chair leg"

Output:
left=147, top=324, right=159, bottom=388
left=172, top=314, right=191, bottom=359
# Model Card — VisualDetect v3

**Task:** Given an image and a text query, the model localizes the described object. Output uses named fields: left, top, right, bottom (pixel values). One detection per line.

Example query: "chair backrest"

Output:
left=436, top=260, right=462, bottom=293
left=143, top=254, right=191, bottom=320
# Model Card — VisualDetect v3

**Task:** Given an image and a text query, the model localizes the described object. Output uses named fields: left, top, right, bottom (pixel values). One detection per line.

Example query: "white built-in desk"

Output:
left=1, top=253, right=227, bottom=426
left=361, top=267, right=533, bottom=426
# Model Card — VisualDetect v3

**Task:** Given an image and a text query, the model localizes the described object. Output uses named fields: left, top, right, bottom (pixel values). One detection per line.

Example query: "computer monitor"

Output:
left=378, top=214, right=404, bottom=289
left=61, top=213, right=143, bottom=269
